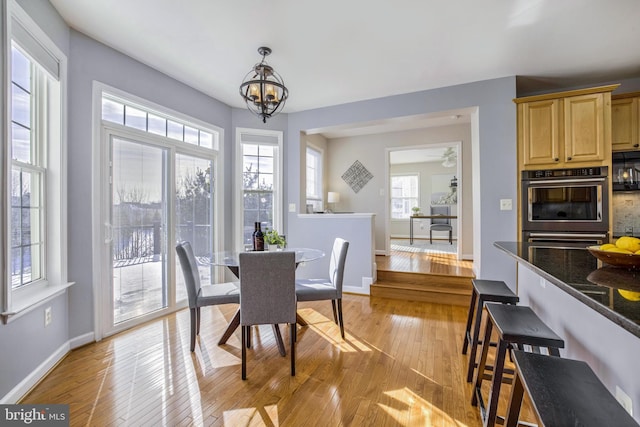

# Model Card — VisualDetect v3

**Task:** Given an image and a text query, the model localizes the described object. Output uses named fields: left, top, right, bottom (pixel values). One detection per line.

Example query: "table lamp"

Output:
left=327, top=192, right=340, bottom=213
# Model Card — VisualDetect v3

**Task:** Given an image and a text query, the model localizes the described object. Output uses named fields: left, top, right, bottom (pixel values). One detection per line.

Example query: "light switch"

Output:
left=289, top=203, right=296, bottom=212
left=500, top=199, right=512, bottom=211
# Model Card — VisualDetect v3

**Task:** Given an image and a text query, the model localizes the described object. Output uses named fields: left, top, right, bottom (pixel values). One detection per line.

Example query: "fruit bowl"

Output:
left=587, top=246, right=640, bottom=269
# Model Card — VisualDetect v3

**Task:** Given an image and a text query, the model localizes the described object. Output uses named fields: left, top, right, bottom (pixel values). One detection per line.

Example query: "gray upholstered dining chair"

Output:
left=176, top=241, right=239, bottom=352
left=430, top=205, right=453, bottom=244
left=295, top=238, right=349, bottom=338
left=239, top=251, right=297, bottom=380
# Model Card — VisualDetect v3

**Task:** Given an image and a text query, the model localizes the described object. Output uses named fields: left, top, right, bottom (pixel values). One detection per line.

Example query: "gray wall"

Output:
left=286, top=78, right=519, bottom=282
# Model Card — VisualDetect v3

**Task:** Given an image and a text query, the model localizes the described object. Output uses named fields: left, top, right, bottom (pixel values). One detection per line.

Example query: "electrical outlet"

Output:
left=288, top=203, right=296, bottom=212
left=616, top=386, right=633, bottom=416
left=44, top=306, right=52, bottom=327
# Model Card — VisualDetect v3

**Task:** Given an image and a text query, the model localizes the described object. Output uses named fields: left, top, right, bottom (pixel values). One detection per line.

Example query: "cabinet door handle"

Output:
left=554, top=158, right=559, bottom=162
left=567, top=157, right=572, bottom=161
left=634, top=144, right=639, bottom=148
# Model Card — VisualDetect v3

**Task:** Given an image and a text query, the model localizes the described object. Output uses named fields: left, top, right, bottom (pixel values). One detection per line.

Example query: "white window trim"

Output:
left=234, top=128, right=284, bottom=252
left=91, top=81, right=224, bottom=340
left=1, top=0, right=72, bottom=323
left=390, top=173, right=420, bottom=221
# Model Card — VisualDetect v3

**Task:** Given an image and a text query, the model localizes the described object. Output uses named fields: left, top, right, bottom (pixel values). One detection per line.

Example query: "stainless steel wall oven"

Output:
left=521, top=167, right=609, bottom=244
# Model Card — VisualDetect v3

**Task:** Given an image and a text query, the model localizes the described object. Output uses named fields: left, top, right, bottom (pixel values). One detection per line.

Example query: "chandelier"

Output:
left=239, top=47, right=289, bottom=123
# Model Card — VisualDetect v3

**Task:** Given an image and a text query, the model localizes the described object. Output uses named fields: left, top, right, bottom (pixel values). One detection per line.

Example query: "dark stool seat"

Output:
left=505, top=351, right=638, bottom=427
left=463, top=279, right=519, bottom=382
left=472, top=303, right=564, bottom=427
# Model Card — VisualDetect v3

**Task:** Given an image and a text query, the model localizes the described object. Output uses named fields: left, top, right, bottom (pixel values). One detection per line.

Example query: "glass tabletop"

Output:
left=209, top=248, right=325, bottom=267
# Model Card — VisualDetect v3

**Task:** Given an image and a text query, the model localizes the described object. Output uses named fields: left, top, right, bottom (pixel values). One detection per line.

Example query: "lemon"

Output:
left=605, top=247, right=633, bottom=254
left=600, top=243, right=617, bottom=251
left=615, top=236, right=640, bottom=253
left=618, top=289, right=640, bottom=301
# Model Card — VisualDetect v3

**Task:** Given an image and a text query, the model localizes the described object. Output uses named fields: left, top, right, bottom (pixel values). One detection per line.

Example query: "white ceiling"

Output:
left=49, top=0, right=640, bottom=116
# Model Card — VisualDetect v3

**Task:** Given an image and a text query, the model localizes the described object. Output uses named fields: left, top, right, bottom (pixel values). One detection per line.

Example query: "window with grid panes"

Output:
left=391, top=174, right=419, bottom=219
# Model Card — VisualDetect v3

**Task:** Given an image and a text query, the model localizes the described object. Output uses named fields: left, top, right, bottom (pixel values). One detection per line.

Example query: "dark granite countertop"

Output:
left=494, top=241, right=640, bottom=339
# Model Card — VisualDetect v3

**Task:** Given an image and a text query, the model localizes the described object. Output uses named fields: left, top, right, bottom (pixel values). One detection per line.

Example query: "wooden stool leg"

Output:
left=485, top=340, right=509, bottom=427
left=504, top=369, right=525, bottom=427
left=472, top=319, right=493, bottom=406
left=462, top=290, right=478, bottom=355
left=466, top=297, right=485, bottom=382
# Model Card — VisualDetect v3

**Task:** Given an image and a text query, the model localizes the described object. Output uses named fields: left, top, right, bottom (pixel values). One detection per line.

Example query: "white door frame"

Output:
left=384, top=141, right=463, bottom=259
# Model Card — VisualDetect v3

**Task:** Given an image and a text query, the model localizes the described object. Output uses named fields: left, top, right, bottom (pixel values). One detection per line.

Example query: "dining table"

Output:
left=210, top=247, right=325, bottom=356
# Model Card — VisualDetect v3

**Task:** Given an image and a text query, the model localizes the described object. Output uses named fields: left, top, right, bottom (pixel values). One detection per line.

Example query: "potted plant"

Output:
left=264, top=228, right=286, bottom=250
left=412, top=206, right=421, bottom=216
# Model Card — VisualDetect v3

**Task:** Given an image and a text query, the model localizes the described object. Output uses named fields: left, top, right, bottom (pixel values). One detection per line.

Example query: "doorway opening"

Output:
left=386, top=142, right=463, bottom=260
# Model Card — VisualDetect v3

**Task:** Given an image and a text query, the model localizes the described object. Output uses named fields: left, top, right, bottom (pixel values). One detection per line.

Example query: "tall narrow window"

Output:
left=237, top=129, right=283, bottom=249
left=306, top=146, right=323, bottom=213
left=10, top=46, right=44, bottom=288
left=3, top=1, right=68, bottom=320
left=391, top=174, right=419, bottom=219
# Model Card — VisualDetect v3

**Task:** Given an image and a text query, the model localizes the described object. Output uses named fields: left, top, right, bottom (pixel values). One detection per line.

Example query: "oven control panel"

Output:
left=524, top=167, right=607, bottom=179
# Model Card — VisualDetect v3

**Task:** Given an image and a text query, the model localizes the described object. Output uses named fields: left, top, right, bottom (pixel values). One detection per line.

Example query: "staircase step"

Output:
left=373, top=269, right=473, bottom=306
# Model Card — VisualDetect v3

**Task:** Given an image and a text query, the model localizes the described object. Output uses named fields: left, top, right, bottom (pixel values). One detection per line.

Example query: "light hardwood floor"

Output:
left=376, top=239, right=474, bottom=277
left=21, top=295, right=509, bottom=426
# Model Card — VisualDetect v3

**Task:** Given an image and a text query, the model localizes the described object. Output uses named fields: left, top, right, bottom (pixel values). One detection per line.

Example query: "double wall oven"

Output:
left=521, top=167, right=609, bottom=244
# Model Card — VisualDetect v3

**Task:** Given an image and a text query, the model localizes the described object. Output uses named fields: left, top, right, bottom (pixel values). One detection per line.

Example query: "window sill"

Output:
left=2, top=281, right=75, bottom=324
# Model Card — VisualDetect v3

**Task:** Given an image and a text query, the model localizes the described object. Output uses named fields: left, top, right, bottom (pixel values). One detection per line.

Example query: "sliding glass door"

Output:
left=110, top=136, right=168, bottom=325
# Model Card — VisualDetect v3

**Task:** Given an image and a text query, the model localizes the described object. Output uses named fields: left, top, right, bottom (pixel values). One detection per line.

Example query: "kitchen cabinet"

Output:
left=612, top=93, right=640, bottom=152
left=515, top=84, right=618, bottom=170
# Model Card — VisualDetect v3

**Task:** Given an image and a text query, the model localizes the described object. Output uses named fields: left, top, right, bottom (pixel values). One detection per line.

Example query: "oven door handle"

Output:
left=525, top=177, right=606, bottom=185
left=528, top=232, right=608, bottom=238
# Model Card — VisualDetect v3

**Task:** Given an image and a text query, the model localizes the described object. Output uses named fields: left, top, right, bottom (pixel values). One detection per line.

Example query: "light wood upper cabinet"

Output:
left=514, top=85, right=618, bottom=170
left=563, top=92, right=607, bottom=163
left=519, top=99, right=561, bottom=166
left=612, top=94, right=640, bottom=151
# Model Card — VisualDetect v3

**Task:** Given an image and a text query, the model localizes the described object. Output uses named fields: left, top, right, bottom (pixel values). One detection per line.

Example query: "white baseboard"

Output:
left=70, top=331, right=95, bottom=350
left=375, top=249, right=387, bottom=256
left=1, top=332, right=96, bottom=404
left=344, top=276, right=372, bottom=295
left=462, top=253, right=474, bottom=260
left=1, top=341, right=70, bottom=404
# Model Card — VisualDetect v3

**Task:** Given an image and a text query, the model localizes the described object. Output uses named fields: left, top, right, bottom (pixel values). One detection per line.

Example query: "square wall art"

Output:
left=342, top=160, right=373, bottom=193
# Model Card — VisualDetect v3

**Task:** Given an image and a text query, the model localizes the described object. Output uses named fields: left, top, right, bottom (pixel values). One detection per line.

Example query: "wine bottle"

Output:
left=252, top=222, right=258, bottom=251
left=254, top=222, right=264, bottom=251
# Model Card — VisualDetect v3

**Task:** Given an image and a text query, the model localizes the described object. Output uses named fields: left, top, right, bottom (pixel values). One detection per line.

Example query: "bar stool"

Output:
left=472, top=303, right=564, bottom=427
left=463, top=279, right=519, bottom=382
left=505, top=350, right=638, bottom=427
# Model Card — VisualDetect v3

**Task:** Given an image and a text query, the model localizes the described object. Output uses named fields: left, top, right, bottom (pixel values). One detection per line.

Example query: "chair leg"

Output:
left=331, top=300, right=338, bottom=324
left=449, top=229, right=452, bottom=244
left=241, top=326, right=247, bottom=380
left=337, top=299, right=345, bottom=339
left=189, top=308, right=197, bottom=352
left=462, top=290, right=478, bottom=355
left=290, top=322, right=296, bottom=376
left=196, top=307, right=201, bottom=335
left=430, top=229, right=433, bottom=244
